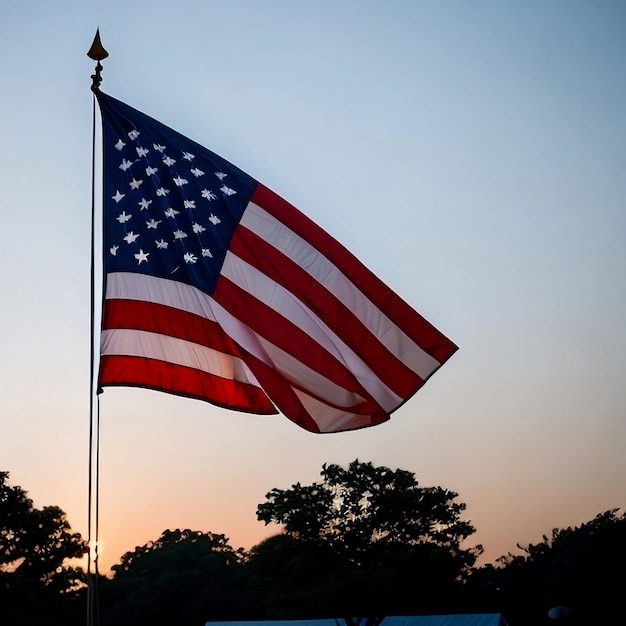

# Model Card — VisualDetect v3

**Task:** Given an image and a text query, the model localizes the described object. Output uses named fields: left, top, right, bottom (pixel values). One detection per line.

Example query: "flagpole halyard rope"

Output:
left=87, top=88, right=97, bottom=626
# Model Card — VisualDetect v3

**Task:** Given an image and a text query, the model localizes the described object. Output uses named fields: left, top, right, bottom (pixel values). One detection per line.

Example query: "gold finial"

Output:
left=87, top=28, right=109, bottom=61
left=87, top=29, right=108, bottom=91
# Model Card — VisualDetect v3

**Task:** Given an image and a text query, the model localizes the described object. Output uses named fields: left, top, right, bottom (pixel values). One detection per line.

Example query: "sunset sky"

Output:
left=1, top=0, right=624, bottom=572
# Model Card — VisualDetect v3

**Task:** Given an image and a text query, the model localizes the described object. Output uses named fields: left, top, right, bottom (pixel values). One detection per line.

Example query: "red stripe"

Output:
left=237, top=353, right=320, bottom=432
left=213, top=275, right=384, bottom=414
left=103, top=298, right=241, bottom=357
left=238, top=352, right=388, bottom=433
left=251, top=184, right=458, bottom=364
left=230, top=224, right=424, bottom=397
left=99, top=355, right=276, bottom=414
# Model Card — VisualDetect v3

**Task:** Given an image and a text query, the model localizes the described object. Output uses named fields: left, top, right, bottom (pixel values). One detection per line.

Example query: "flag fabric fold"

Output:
left=95, top=90, right=457, bottom=433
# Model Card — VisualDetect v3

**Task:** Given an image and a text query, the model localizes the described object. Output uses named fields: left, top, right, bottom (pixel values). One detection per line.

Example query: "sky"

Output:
left=0, top=0, right=624, bottom=573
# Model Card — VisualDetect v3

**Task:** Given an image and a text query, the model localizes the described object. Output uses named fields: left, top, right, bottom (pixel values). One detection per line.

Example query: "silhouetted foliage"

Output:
left=0, top=470, right=86, bottom=625
left=4, top=458, right=623, bottom=625
left=469, top=509, right=626, bottom=625
left=244, top=534, right=350, bottom=617
left=253, top=459, right=482, bottom=617
left=100, top=528, right=251, bottom=626
left=98, top=461, right=482, bottom=622
left=257, top=460, right=481, bottom=568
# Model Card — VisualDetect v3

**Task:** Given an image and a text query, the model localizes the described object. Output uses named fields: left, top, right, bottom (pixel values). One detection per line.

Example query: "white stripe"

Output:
left=292, top=387, right=379, bottom=433
left=241, top=202, right=441, bottom=378
left=106, top=272, right=219, bottom=322
left=254, top=335, right=367, bottom=409
left=101, top=327, right=262, bottom=387
left=221, top=253, right=403, bottom=411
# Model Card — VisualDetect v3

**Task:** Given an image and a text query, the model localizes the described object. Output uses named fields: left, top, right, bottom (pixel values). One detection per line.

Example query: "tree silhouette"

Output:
left=101, top=529, right=251, bottom=626
left=0, top=470, right=86, bottom=625
left=254, top=459, right=482, bottom=617
left=257, top=459, right=481, bottom=568
left=469, top=509, right=626, bottom=625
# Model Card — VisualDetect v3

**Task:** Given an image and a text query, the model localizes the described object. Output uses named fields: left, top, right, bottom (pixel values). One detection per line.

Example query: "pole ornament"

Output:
left=87, top=29, right=108, bottom=91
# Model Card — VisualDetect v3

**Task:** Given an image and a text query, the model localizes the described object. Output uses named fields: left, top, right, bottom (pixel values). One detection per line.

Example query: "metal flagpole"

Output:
left=87, top=28, right=108, bottom=626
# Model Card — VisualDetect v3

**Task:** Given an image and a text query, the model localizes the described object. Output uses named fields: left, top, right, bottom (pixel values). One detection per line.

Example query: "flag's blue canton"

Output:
left=98, top=93, right=257, bottom=295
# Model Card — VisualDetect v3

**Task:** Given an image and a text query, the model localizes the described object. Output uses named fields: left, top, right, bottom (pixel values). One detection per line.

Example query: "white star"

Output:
left=221, top=185, right=236, bottom=196
left=128, top=130, right=140, bottom=140
left=201, top=189, right=216, bottom=200
left=208, top=214, right=221, bottom=225
left=184, top=200, right=196, bottom=209
left=112, top=190, right=125, bottom=203
left=146, top=219, right=161, bottom=229
left=182, top=152, right=195, bottom=161
left=116, top=211, right=132, bottom=223
left=215, top=172, right=227, bottom=180
left=136, top=146, right=149, bottom=157
left=164, top=207, right=179, bottom=218
left=156, top=187, right=170, bottom=197
left=173, top=229, right=188, bottom=240
left=110, top=244, right=119, bottom=256
left=183, top=252, right=198, bottom=264
left=134, top=249, right=149, bottom=264
left=202, top=248, right=213, bottom=257
left=119, top=159, right=133, bottom=171
left=163, top=155, right=176, bottom=166
left=124, top=231, right=140, bottom=244
left=155, top=239, right=169, bottom=249
left=173, top=175, right=188, bottom=186
left=192, top=223, right=206, bottom=234
left=153, top=143, right=166, bottom=152
left=115, top=139, right=126, bottom=151
left=146, top=166, right=158, bottom=176
left=191, top=168, right=205, bottom=177
left=129, top=178, right=143, bottom=190
left=138, top=198, right=152, bottom=210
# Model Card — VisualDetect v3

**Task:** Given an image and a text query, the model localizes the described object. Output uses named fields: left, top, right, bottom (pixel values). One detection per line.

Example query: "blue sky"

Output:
left=0, top=0, right=624, bottom=569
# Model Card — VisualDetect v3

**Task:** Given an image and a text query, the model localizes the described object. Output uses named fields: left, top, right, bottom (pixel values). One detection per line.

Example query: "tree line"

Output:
left=1, top=462, right=623, bottom=625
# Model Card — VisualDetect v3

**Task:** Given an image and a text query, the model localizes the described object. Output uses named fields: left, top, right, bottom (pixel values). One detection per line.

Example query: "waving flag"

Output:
left=95, top=90, right=457, bottom=433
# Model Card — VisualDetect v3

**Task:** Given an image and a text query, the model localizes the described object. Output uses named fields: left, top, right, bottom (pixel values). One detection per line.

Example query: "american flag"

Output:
left=96, top=91, right=457, bottom=433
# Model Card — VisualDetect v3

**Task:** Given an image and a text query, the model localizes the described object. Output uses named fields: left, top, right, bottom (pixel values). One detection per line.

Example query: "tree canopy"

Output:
left=257, top=459, right=481, bottom=569
left=0, top=470, right=86, bottom=625
left=3, top=461, right=623, bottom=625
left=100, top=529, right=251, bottom=626
left=254, top=459, right=482, bottom=617
left=470, top=509, right=626, bottom=625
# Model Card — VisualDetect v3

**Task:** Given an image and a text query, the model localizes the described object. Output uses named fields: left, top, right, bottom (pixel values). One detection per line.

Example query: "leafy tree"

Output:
left=101, top=528, right=251, bottom=626
left=0, top=470, right=86, bottom=625
left=254, top=460, right=482, bottom=617
left=469, top=509, right=626, bottom=625
left=257, top=459, right=481, bottom=569
left=245, top=533, right=351, bottom=618
left=111, top=528, right=243, bottom=576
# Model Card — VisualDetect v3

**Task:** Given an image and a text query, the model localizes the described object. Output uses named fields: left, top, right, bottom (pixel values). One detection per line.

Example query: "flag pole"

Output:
left=87, top=28, right=108, bottom=626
